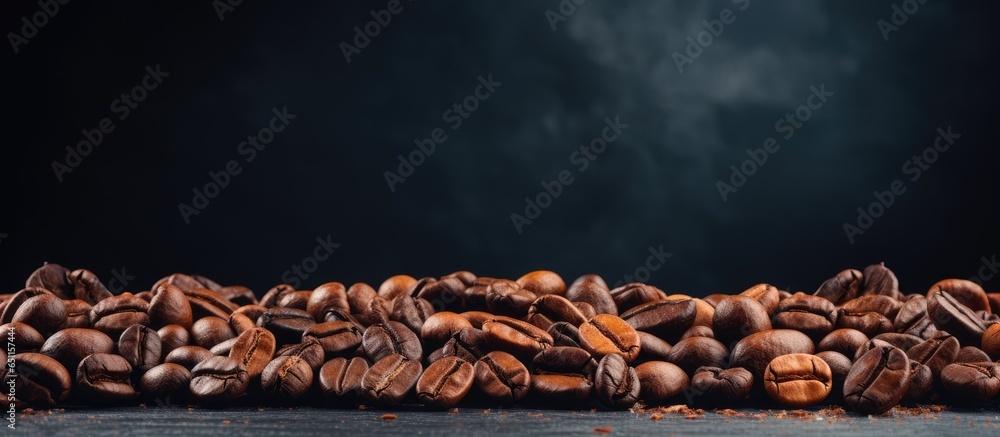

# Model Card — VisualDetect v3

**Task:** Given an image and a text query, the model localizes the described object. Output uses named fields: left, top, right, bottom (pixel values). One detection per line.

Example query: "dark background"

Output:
left=2, top=0, right=998, bottom=297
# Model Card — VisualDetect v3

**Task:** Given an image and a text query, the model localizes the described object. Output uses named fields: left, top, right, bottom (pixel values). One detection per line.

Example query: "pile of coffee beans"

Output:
left=3, top=262, right=1000, bottom=413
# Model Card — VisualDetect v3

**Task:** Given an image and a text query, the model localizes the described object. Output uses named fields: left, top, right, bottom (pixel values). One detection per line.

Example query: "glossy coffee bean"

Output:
left=871, top=332, right=923, bottom=352
left=928, top=279, right=990, bottom=313
left=228, top=312, right=258, bottom=335
left=151, top=273, right=206, bottom=294
left=906, top=331, right=960, bottom=377
left=955, top=346, right=992, bottom=363
left=318, top=357, right=369, bottom=402
left=814, top=269, right=862, bottom=305
left=361, top=353, right=423, bottom=405
left=140, top=363, right=191, bottom=399
left=609, top=283, right=666, bottom=313
left=636, top=331, right=672, bottom=361
left=1, top=322, right=45, bottom=352
left=440, top=327, right=487, bottom=362
left=259, top=284, right=294, bottom=309
left=740, top=284, right=781, bottom=316
left=119, top=324, right=163, bottom=372
left=763, top=353, right=832, bottom=407
left=421, top=311, right=473, bottom=347
left=894, top=296, right=938, bottom=339
left=415, top=277, right=466, bottom=312
left=6, top=352, right=72, bottom=407
left=680, top=325, right=714, bottom=340
left=25, top=263, right=74, bottom=300
left=158, top=324, right=191, bottom=354
left=516, top=270, right=566, bottom=296
left=635, top=361, right=688, bottom=404
left=63, top=299, right=92, bottom=329
left=210, top=337, right=238, bottom=356
left=0, top=287, right=51, bottom=324
left=815, top=350, right=851, bottom=402
left=547, top=322, right=582, bottom=348
left=771, top=292, right=837, bottom=341
left=817, top=328, right=869, bottom=358
left=304, top=321, right=363, bottom=357
left=40, top=328, right=115, bottom=373
left=526, top=295, right=587, bottom=330
left=565, top=279, right=617, bottom=316
left=416, top=356, right=475, bottom=408
left=68, top=269, right=114, bottom=305
left=485, top=280, right=537, bottom=317
left=621, top=299, right=696, bottom=342
left=390, top=295, right=434, bottom=334
left=165, top=345, right=216, bottom=370
left=926, top=289, right=986, bottom=346
left=191, top=316, right=236, bottom=349
left=189, top=356, right=250, bottom=403
left=306, top=282, right=349, bottom=320
left=530, top=373, right=593, bottom=406
left=275, top=338, right=326, bottom=371
left=149, top=284, right=194, bottom=329
left=220, top=285, right=257, bottom=307
left=261, top=355, right=314, bottom=399
left=665, top=337, right=728, bottom=376
left=229, top=327, right=277, bottom=379
left=530, top=346, right=597, bottom=376
left=902, top=361, right=933, bottom=404
left=940, top=362, right=1000, bottom=403
left=257, top=308, right=317, bottom=345
left=76, top=353, right=136, bottom=402
left=12, top=294, right=67, bottom=336
left=593, top=354, right=640, bottom=409
left=730, top=329, right=814, bottom=381
left=481, top=316, right=553, bottom=358
left=843, top=346, right=910, bottom=414
left=690, top=366, right=753, bottom=405
left=377, top=275, right=417, bottom=301
left=852, top=339, right=895, bottom=362
left=90, top=293, right=150, bottom=338
left=362, top=321, right=423, bottom=362
left=473, top=351, right=531, bottom=405
left=861, top=263, right=901, bottom=299
left=578, top=314, right=640, bottom=362
left=711, top=296, right=771, bottom=347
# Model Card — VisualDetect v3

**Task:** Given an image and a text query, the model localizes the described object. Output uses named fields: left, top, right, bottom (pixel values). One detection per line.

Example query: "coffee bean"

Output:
left=817, top=328, right=869, bottom=358
left=210, top=338, right=238, bottom=356
left=220, top=286, right=257, bottom=307
left=928, top=279, right=989, bottom=313
left=40, top=328, right=115, bottom=372
left=119, top=324, right=163, bottom=372
left=530, top=373, right=593, bottom=406
left=740, top=284, right=781, bottom=316
left=12, top=294, right=66, bottom=337
left=416, top=356, right=475, bottom=408
left=481, top=316, right=553, bottom=358
left=68, top=268, right=112, bottom=305
left=565, top=278, right=617, bottom=316
left=815, top=350, right=851, bottom=402
left=76, top=353, right=137, bottom=402
left=530, top=346, right=597, bottom=377
left=378, top=275, right=418, bottom=301
left=861, top=263, right=901, bottom=299
left=228, top=311, right=257, bottom=335
left=416, top=277, right=466, bottom=312
left=711, top=296, right=771, bottom=347
left=578, top=314, right=640, bottom=362
left=151, top=273, right=207, bottom=294
left=258, top=308, right=317, bottom=345
left=526, top=295, right=587, bottom=330
left=763, top=353, right=832, bottom=407
left=90, top=293, right=150, bottom=338
left=547, top=322, right=582, bottom=348
left=260, top=284, right=295, bottom=308
left=473, top=351, right=530, bottom=404
left=836, top=310, right=894, bottom=338
left=149, top=284, right=194, bottom=329
left=302, top=321, right=363, bottom=357
left=189, top=356, right=249, bottom=403
left=680, top=325, right=714, bottom=340
left=609, top=283, right=667, bottom=313
left=871, top=332, right=923, bottom=352
left=771, top=292, right=837, bottom=341
left=593, top=354, right=639, bottom=409
left=902, top=361, right=933, bottom=404
left=318, top=357, right=369, bottom=402
left=420, top=311, right=473, bottom=347
left=852, top=339, right=895, bottom=362
left=5, top=352, right=72, bottom=407
left=362, top=320, right=423, bottom=362
left=665, top=337, right=728, bottom=376
left=485, top=280, right=537, bottom=317
left=894, top=296, right=938, bottom=339
left=25, top=263, right=74, bottom=300
left=730, top=329, right=814, bottom=382
left=229, top=327, right=277, bottom=379
left=1, top=322, right=45, bottom=352
left=927, top=289, right=987, bottom=346
left=63, top=299, right=92, bottom=329
left=636, top=331, right=672, bottom=361
left=635, top=361, right=688, bottom=404
left=275, top=338, right=326, bottom=371
left=843, top=346, right=910, bottom=414
left=814, top=269, right=862, bottom=305
left=140, top=363, right=191, bottom=400
left=261, top=355, right=313, bottom=399
left=690, top=366, right=754, bottom=405
left=361, top=353, right=423, bottom=405
left=440, top=327, right=487, bottom=362
left=940, top=362, right=1000, bottom=403
left=955, top=346, right=992, bottom=363
left=158, top=324, right=191, bottom=354
left=165, top=345, right=215, bottom=370
left=443, top=271, right=478, bottom=288
left=620, top=299, right=696, bottom=342
left=906, top=331, right=960, bottom=376
left=390, top=295, right=434, bottom=334
left=517, top=271, right=566, bottom=296
left=191, top=316, right=236, bottom=349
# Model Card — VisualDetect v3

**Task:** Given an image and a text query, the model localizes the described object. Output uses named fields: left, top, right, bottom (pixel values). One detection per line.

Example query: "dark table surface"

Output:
left=11, top=405, right=1000, bottom=437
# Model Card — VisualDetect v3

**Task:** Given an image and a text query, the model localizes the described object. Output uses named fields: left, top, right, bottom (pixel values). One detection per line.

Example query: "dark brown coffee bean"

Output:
left=415, top=277, right=465, bottom=310
left=771, top=292, right=837, bottom=341
left=635, top=361, right=688, bottom=404
left=135, top=291, right=155, bottom=302
left=517, top=270, right=566, bottom=296
left=871, top=333, right=922, bottom=351
left=730, top=329, right=814, bottom=381
left=260, top=284, right=295, bottom=308
left=234, top=305, right=269, bottom=324
left=63, top=299, right=92, bottom=329
left=90, top=293, right=150, bottom=338
left=843, top=345, right=910, bottom=414
left=763, top=353, right=832, bottom=407
left=526, top=295, right=588, bottom=330
left=711, top=296, right=771, bottom=347
left=594, top=354, right=639, bottom=409
left=609, top=283, right=666, bottom=313
left=362, top=320, right=423, bottom=362
left=481, top=316, right=553, bottom=358
left=443, top=271, right=477, bottom=288
left=278, top=290, right=312, bottom=311
left=473, top=351, right=530, bottom=404
left=149, top=283, right=194, bottom=329
left=836, top=310, right=894, bottom=337
left=318, top=357, right=369, bottom=402
left=843, top=295, right=903, bottom=319
left=461, top=284, right=489, bottom=312
left=690, top=366, right=753, bottom=405
left=40, top=328, right=115, bottom=372
left=927, top=289, right=987, bottom=346
left=191, top=316, right=236, bottom=349
left=189, top=356, right=250, bottom=403
left=275, top=338, right=326, bottom=371
left=261, top=355, right=313, bottom=399
left=1, top=288, right=49, bottom=325
left=12, top=294, right=66, bottom=336
left=220, top=286, right=257, bottom=306
left=158, top=324, right=190, bottom=354
left=688, top=297, right=716, bottom=327
left=852, top=339, right=895, bottom=362
left=579, top=314, right=640, bottom=363
left=151, top=273, right=206, bottom=293
left=547, top=321, right=582, bottom=348
left=421, top=311, right=474, bottom=347
left=665, top=337, right=728, bottom=375
left=210, top=337, right=238, bottom=356
left=229, top=327, right=277, bottom=378
left=228, top=312, right=257, bottom=335
left=621, top=299, right=696, bottom=342
left=140, top=363, right=192, bottom=400
left=815, top=350, right=851, bottom=402
left=378, top=275, right=418, bottom=301
left=861, top=263, right=901, bottom=299
left=389, top=293, right=434, bottom=334
left=440, top=327, right=487, bottom=362
left=940, top=362, right=1000, bottom=403
left=304, top=321, right=363, bottom=357
left=902, top=361, right=933, bottom=404
left=184, top=287, right=239, bottom=315
left=681, top=325, right=714, bottom=340
left=894, top=296, right=938, bottom=338
left=906, top=331, right=960, bottom=377
left=5, top=352, right=71, bottom=407
left=76, top=353, right=136, bottom=402
left=1, top=322, right=45, bottom=352
left=814, top=269, right=862, bottom=305
left=416, top=356, right=475, bottom=408
left=258, top=307, right=316, bottom=345
left=165, top=345, right=215, bottom=370
left=740, top=284, right=781, bottom=316
left=485, top=279, right=537, bottom=317
left=119, top=324, right=163, bottom=372
left=531, top=346, right=597, bottom=376
left=928, top=279, right=990, bottom=313
left=565, top=278, right=617, bottom=316
left=68, top=269, right=113, bottom=304
left=530, top=373, right=593, bottom=406
left=636, top=331, right=672, bottom=361
left=361, top=353, right=422, bottom=405
left=956, top=346, right=992, bottom=363
left=26, top=263, right=74, bottom=299
left=818, top=328, right=869, bottom=358
left=980, top=323, right=1000, bottom=360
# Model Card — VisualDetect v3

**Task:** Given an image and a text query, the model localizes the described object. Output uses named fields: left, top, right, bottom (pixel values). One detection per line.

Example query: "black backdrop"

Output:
left=2, top=1, right=998, bottom=297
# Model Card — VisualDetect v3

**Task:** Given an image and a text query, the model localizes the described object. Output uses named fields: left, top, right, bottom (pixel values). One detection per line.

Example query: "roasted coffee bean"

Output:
left=906, top=331, right=960, bottom=376
left=229, top=327, right=277, bottom=379
left=843, top=346, right=910, bottom=414
left=609, top=283, right=666, bottom=313
left=40, top=328, right=115, bottom=372
left=955, top=346, right=992, bottom=363
left=711, top=296, right=771, bottom=347
left=872, top=333, right=923, bottom=352
left=730, top=329, right=814, bottom=381
left=461, top=284, right=490, bottom=312
left=665, top=337, right=728, bottom=376
left=390, top=295, right=434, bottom=334
left=516, top=270, right=567, bottom=296
left=66, top=268, right=112, bottom=305
left=440, top=328, right=487, bottom=362
left=165, top=346, right=216, bottom=370
left=220, top=286, right=257, bottom=306
left=940, top=362, right=1000, bottom=403
left=902, top=361, right=933, bottom=404
left=701, top=294, right=727, bottom=308
left=593, top=354, right=639, bottom=409
left=690, top=366, right=754, bottom=405
left=814, top=269, right=863, bottom=305
left=988, top=293, right=1000, bottom=314
left=343, top=283, right=376, bottom=316
left=189, top=356, right=250, bottom=403
left=927, top=289, right=987, bottom=346
left=578, top=314, right=640, bottom=362
left=275, top=338, right=326, bottom=371
left=1, top=322, right=45, bottom=352
left=836, top=310, right=894, bottom=337
left=191, top=316, right=236, bottom=349
left=547, top=321, right=582, bottom=348
left=815, top=351, right=851, bottom=402
left=928, top=279, right=990, bottom=313
left=530, top=373, right=593, bottom=406
left=421, top=311, right=474, bottom=347
left=233, top=305, right=269, bottom=324
left=26, top=263, right=74, bottom=299
left=135, top=291, right=154, bottom=302
left=90, top=293, right=150, bottom=338
left=119, top=324, right=163, bottom=372
left=763, top=353, right=832, bottom=407
left=485, top=280, right=537, bottom=317
left=740, top=284, right=781, bottom=316
left=152, top=273, right=207, bottom=293
left=771, top=292, right=837, bottom=341
left=278, top=291, right=312, bottom=311
left=621, top=299, right=696, bottom=342
left=1, top=287, right=51, bottom=324
left=473, top=351, right=531, bottom=404
left=981, top=323, right=1000, bottom=359
left=257, top=308, right=316, bottom=345
left=76, top=353, right=136, bottom=402
left=818, top=329, right=869, bottom=358
left=565, top=278, right=617, bottom=316
left=358, top=295, right=392, bottom=327
left=228, top=312, right=257, bottom=335
left=378, top=275, right=417, bottom=301
left=361, top=353, right=423, bottom=405
left=184, top=287, right=239, bottom=314
left=415, top=277, right=466, bottom=311
left=635, top=361, right=688, bottom=404
left=530, top=346, right=597, bottom=376
left=188, top=297, right=232, bottom=321
left=636, top=331, right=672, bottom=361
left=260, top=284, right=295, bottom=308
left=12, top=293, right=66, bottom=336
left=416, top=356, right=475, bottom=408
left=853, top=339, right=896, bottom=362
left=443, top=271, right=477, bottom=288
left=304, top=321, right=363, bottom=357
left=680, top=325, right=714, bottom=340
left=5, top=352, right=72, bottom=407
left=844, top=295, right=903, bottom=319
left=319, top=357, right=369, bottom=402
left=526, top=295, right=588, bottom=330
left=63, top=299, right=92, bottom=329
left=481, top=316, right=553, bottom=358
left=210, top=337, right=238, bottom=356
left=861, top=263, right=901, bottom=299
left=894, top=296, right=936, bottom=339
left=140, top=363, right=192, bottom=399
left=362, top=320, right=423, bottom=362
left=158, top=324, right=191, bottom=354
left=149, top=283, right=194, bottom=329
left=261, top=355, right=313, bottom=399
